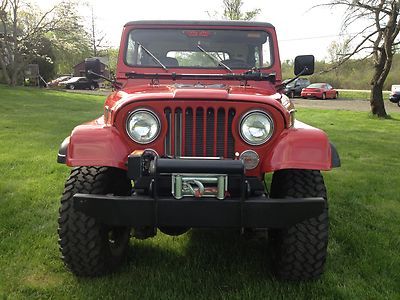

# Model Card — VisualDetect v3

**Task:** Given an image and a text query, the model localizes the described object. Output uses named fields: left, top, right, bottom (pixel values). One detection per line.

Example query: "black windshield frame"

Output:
left=124, top=28, right=274, bottom=70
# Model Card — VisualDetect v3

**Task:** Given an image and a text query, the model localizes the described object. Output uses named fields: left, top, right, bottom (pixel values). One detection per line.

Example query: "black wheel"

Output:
left=269, top=169, right=328, bottom=281
left=68, top=84, right=75, bottom=90
left=322, top=93, right=326, bottom=100
left=58, top=166, right=132, bottom=277
left=290, top=91, right=295, bottom=99
left=397, top=101, right=400, bottom=107
left=90, top=84, right=95, bottom=90
left=334, top=92, right=338, bottom=99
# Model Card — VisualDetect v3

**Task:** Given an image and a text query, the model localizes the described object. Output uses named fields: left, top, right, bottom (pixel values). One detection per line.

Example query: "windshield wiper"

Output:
left=197, top=44, right=232, bottom=73
left=137, top=42, right=168, bottom=71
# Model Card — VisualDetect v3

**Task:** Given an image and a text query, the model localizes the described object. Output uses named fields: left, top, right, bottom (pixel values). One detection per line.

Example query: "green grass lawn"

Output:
left=0, top=85, right=399, bottom=299
left=338, top=90, right=391, bottom=100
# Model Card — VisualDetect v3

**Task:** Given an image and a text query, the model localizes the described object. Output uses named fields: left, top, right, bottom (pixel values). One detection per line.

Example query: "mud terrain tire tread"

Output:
left=269, top=169, right=328, bottom=281
left=58, top=166, right=131, bottom=277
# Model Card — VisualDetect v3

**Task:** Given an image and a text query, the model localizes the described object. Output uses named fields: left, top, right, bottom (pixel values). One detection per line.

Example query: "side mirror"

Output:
left=294, top=55, right=314, bottom=76
left=85, top=58, right=101, bottom=80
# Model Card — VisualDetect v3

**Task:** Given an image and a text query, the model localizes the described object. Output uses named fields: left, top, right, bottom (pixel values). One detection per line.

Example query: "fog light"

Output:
left=240, top=150, right=259, bottom=170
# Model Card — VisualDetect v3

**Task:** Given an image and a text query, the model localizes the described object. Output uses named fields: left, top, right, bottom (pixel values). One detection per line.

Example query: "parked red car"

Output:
left=301, top=83, right=338, bottom=99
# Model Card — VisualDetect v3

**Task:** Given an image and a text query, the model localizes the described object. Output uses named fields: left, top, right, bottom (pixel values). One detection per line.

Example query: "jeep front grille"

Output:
left=164, top=107, right=235, bottom=158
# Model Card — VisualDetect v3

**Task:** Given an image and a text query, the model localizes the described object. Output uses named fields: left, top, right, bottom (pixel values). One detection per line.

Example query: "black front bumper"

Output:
left=73, top=193, right=325, bottom=229
left=73, top=157, right=325, bottom=229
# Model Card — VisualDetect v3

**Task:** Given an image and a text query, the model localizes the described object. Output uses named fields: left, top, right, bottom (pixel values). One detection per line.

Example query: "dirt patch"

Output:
left=292, top=98, right=399, bottom=113
left=23, top=272, right=63, bottom=289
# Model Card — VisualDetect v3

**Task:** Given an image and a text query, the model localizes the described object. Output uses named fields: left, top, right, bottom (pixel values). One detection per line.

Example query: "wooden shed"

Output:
left=73, top=57, right=109, bottom=78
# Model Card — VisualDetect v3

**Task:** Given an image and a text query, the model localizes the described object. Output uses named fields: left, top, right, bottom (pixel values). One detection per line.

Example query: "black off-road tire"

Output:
left=269, top=169, right=328, bottom=281
left=68, top=84, right=75, bottom=90
left=58, top=166, right=132, bottom=277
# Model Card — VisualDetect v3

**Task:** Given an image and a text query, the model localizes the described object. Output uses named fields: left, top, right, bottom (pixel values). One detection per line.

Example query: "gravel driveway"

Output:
left=292, top=98, right=399, bottom=113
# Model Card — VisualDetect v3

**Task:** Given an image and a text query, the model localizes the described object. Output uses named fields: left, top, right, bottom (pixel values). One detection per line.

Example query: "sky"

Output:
left=37, top=0, right=347, bottom=61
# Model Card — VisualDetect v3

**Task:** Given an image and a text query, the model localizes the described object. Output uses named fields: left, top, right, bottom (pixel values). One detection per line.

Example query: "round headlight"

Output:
left=240, top=110, right=274, bottom=145
left=126, top=109, right=160, bottom=144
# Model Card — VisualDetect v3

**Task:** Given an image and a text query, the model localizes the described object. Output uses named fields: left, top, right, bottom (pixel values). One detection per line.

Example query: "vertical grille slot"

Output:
left=216, top=108, right=225, bottom=157
left=195, top=108, right=204, bottom=156
left=206, top=108, right=215, bottom=157
left=164, top=106, right=235, bottom=158
left=227, top=109, right=235, bottom=158
left=164, top=108, right=172, bottom=156
left=184, top=108, right=193, bottom=156
left=174, top=108, right=182, bottom=157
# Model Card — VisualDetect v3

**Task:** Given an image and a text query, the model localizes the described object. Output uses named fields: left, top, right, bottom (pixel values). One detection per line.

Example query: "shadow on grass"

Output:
left=367, top=112, right=400, bottom=121
left=130, top=229, right=273, bottom=276
left=72, top=229, right=278, bottom=298
left=385, top=114, right=400, bottom=121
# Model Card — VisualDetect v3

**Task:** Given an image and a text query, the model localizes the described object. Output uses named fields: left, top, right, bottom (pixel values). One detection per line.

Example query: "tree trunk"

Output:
left=0, top=61, right=11, bottom=85
left=370, top=83, right=387, bottom=117
left=370, top=47, right=391, bottom=118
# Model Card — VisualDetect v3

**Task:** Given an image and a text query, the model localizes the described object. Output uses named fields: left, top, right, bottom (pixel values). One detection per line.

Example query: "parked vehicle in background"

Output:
left=389, top=85, right=400, bottom=107
left=282, top=78, right=310, bottom=98
left=59, top=77, right=99, bottom=90
left=301, top=83, right=338, bottom=100
left=47, top=75, right=72, bottom=88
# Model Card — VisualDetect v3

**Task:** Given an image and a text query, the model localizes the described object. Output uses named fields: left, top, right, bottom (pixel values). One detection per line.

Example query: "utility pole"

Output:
left=91, top=6, right=97, bottom=57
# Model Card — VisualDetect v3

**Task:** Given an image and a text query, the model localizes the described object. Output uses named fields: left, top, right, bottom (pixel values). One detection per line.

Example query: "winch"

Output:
left=172, top=174, right=228, bottom=200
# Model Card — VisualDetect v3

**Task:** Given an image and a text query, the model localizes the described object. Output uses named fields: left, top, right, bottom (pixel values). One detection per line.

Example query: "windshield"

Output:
left=125, top=29, right=272, bottom=69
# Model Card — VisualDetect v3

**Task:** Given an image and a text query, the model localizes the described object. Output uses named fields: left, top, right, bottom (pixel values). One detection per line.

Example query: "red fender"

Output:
left=66, top=118, right=130, bottom=169
left=261, top=121, right=334, bottom=172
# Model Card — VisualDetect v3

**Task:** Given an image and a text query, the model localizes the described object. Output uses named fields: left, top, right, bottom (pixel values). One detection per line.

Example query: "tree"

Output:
left=89, top=6, right=108, bottom=57
left=105, top=47, right=119, bottom=75
left=223, top=0, right=261, bottom=20
left=29, top=35, right=56, bottom=82
left=327, top=39, right=351, bottom=83
left=0, top=0, right=89, bottom=85
left=327, top=39, right=351, bottom=64
left=208, top=0, right=261, bottom=21
left=321, top=1, right=400, bottom=117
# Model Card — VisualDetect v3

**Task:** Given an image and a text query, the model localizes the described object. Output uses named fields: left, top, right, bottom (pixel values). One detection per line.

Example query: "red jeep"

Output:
left=57, top=20, right=340, bottom=280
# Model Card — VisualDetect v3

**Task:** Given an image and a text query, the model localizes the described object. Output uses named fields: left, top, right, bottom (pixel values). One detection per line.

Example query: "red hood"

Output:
left=101, top=83, right=292, bottom=130
left=105, top=83, right=282, bottom=109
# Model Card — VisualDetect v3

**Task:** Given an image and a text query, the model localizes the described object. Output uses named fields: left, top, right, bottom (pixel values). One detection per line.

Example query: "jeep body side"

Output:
left=57, top=20, right=340, bottom=280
